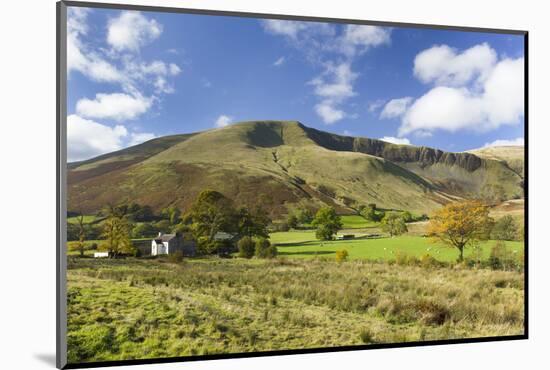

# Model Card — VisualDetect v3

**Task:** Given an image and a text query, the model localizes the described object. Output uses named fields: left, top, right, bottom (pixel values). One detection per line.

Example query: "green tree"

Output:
left=237, top=206, right=270, bottom=239
left=295, top=208, right=314, bottom=225
left=131, top=222, right=157, bottom=238
left=380, top=212, right=408, bottom=237
left=491, top=215, right=519, bottom=241
left=238, top=236, right=255, bottom=259
left=161, top=205, right=182, bottom=225
left=100, top=206, right=134, bottom=257
left=187, top=190, right=237, bottom=249
left=401, top=211, right=413, bottom=223
left=254, top=237, right=277, bottom=258
left=154, top=219, right=172, bottom=234
left=312, top=206, right=343, bottom=241
left=360, top=203, right=384, bottom=222
left=286, top=214, right=299, bottom=229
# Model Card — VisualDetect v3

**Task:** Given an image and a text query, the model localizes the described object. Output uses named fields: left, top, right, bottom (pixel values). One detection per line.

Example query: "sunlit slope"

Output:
left=467, top=145, right=524, bottom=177
left=67, top=121, right=523, bottom=216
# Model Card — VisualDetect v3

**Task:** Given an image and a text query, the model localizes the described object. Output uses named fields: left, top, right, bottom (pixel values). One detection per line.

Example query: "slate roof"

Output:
left=154, top=234, right=178, bottom=243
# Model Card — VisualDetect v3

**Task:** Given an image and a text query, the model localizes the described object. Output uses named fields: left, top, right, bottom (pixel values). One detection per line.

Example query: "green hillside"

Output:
left=67, top=121, right=523, bottom=217
left=467, top=146, right=525, bottom=178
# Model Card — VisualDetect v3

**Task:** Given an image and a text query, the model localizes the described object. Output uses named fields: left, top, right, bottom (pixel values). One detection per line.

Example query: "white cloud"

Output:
left=215, top=115, right=233, bottom=128
left=67, top=114, right=128, bottom=161
left=67, top=7, right=180, bottom=116
left=340, top=25, right=391, bottom=56
left=368, top=99, right=385, bottom=113
left=310, top=62, right=357, bottom=101
left=273, top=56, right=286, bottom=67
left=413, top=43, right=497, bottom=87
left=169, top=63, right=181, bottom=75
left=314, top=102, right=346, bottom=124
left=261, top=20, right=391, bottom=125
left=400, top=57, right=524, bottom=136
left=379, top=136, right=411, bottom=145
left=483, top=137, right=524, bottom=148
left=76, top=93, right=152, bottom=121
left=107, top=11, right=163, bottom=52
left=129, top=132, right=156, bottom=146
left=380, top=97, right=413, bottom=119
left=67, top=8, right=125, bottom=84
left=261, top=20, right=333, bottom=41
left=309, top=62, right=358, bottom=124
left=393, top=42, right=524, bottom=136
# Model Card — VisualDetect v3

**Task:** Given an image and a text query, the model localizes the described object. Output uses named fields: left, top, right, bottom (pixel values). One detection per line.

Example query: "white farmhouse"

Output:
left=151, top=232, right=196, bottom=256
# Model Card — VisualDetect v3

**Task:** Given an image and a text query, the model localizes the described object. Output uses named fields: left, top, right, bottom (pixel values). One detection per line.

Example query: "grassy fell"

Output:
left=67, top=258, right=524, bottom=363
left=67, top=121, right=523, bottom=216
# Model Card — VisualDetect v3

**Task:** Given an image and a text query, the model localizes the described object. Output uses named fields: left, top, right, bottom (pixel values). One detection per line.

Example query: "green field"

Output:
left=339, top=215, right=379, bottom=229
left=67, top=257, right=524, bottom=364
left=67, top=215, right=102, bottom=224
left=270, top=231, right=523, bottom=262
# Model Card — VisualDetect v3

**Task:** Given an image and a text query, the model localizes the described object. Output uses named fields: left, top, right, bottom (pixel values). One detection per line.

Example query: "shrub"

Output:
left=255, top=238, right=278, bottom=259
left=168, top=251, right=183, bottom=263
left=238, top=237, right=255, bottom=259
left=335, top=249, right=349, bottom=263
left=489, top=241, right=510, bottom=270
left=415, top=300, right=450, bottom=325
left=401, top=211, right=413, bottom=223
left=395, top=251, right=408, bottom=266
left=255, top=237, right=271, bottom=258
left=359, top=328, right=375, bottom=344
left=420, top=254, right=440, bottom=269
left=491, top=215, right=519, bottom=241
left=266, top=245, right=278, bottom=259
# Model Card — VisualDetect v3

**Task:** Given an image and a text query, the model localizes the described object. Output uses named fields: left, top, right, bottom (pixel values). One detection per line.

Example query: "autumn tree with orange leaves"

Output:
left=427, top=201, right=494, bottom=262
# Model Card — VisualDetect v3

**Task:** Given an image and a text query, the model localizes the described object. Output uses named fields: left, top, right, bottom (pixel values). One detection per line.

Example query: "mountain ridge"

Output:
left=67, top=120, right=523, bottom=216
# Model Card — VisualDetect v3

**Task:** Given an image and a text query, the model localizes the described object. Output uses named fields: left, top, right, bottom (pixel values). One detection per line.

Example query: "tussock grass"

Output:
left=67, top=258, right=524, bottom=364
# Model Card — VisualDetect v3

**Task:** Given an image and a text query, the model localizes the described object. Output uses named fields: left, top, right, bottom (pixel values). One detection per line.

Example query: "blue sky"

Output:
left=66, top=6, right=525, bottom=162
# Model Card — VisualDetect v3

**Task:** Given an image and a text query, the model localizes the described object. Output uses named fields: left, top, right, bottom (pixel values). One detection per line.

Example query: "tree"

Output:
left=161, top=205, right=182, bottom=225
left=67, top=222, right=79, bottom=241
left=238, top=237, right=255, bottom=259
left=187, top=190, right=237, bottom=249
left=131, top=222, right=157, bottom=238
left=491, top=215, right=519, bottom=241
left=295, top=208, right=314, bottom=225
left=427, top=200, right=494, bottom=262
left=380, top=212, right=408, bottom=237
left=360, top=203, right=384, bottom=222
left=401, top=211, right=413, bottom=223
left=128, top=203, right=155, bottom=222
left=286, top=214, right=298, bottom=229
left=154, top=220, right=172, bottom=234
left=312, top=206, right=343, bottom=241
left=237, top=206, right=270, bottom=239
left=254, top=237, right=275, bottom=258
left=100, top=207, right=135, bottom=257
left=75, top=212, right=86, bottom=257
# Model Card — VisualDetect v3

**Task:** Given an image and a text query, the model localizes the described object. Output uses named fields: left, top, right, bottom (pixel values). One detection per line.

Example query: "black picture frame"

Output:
left=56, top=1, right=529, bottom=368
